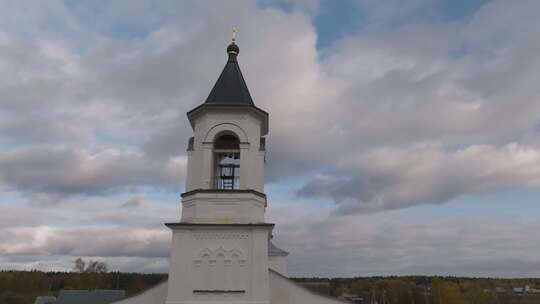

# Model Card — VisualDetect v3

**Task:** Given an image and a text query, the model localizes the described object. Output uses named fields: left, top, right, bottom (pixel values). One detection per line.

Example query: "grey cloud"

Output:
left=0, top=114, right=90, bottom=145
left=0, top=193, right=179, bottom=232
left=122, top=195, right=144, bottom=208
left=1, top=0, right=539, bottom=213
left=0, top=203, right=66, bottom=229
left=2, top=200, right=539, bottom=276
left=0, top=0, right=327, bottom=190
left=0, top=226, right=169, bottom=258
left=267, top=204, right=540, bottom=277
left=282, top=0, right=540, bottom=211
left=0, top=146, right=185, bottom=196
left=299, top=144, right=540, bottom=213
left=141, top=120, right=191, bottom=159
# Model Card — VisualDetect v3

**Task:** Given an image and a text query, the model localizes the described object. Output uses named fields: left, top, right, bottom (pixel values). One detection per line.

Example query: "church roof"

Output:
left=186, top=40, right=269, bottom=135
left=268, top=241, right=289, bottom=257
left=204, top=41, right=254, bottom=106
left=55, top=290, right=125, bottom=304
left=34, top=296, right=56, bottom=304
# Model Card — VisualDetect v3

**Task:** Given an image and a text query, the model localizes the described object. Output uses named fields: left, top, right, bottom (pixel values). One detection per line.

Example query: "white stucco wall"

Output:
left=166, top=225, right=272, bottom=304
left=268, top=256, right=288, bottom=276
left=181, top=191, right=266, bottom=224
left=186, top=109, right=266, bottom=193
left=112, top=271, right=345, bottom=304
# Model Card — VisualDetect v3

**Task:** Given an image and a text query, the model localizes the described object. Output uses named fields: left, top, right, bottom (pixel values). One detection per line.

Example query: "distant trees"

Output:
left=431, top=277, right=465, bottom=304
left=0, top=269, right=166, bottom=304
left=2, top=270, right=540, bottom=304
left=74, top=257, right=85, bottom=273
left=73, top=257, right=108, bottom=273
left=0, top=271, right=50, bottom=304
left=0, top=291, right=28, bottom=304
left=297, top=275, right=540, bottom=304
left=67, top=258, right=109, bottom=290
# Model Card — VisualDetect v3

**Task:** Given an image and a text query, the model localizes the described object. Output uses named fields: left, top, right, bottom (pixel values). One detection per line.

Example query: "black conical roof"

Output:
left=204, top=42, right=254, bottom=105
left=187, top=41, right=269, bottom=135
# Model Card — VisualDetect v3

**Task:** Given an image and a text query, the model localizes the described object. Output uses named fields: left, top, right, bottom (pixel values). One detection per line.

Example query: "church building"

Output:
left=113, top=38, right=344, bottom=304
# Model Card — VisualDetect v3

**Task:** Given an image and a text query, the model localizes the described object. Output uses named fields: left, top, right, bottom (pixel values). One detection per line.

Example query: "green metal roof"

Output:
left=55, top=290, right=125, bottom=304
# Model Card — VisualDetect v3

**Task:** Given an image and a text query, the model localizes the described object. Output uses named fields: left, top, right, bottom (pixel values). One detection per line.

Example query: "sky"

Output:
left=0, top=0, right=540, bottom=278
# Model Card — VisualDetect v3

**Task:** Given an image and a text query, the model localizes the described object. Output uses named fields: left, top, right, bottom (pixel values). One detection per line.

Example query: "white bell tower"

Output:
left=165, top=38, right=274, bottom=304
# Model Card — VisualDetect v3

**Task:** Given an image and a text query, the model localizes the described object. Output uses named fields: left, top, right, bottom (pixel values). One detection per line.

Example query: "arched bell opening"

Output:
left=213, top=133, right=240, bottom=190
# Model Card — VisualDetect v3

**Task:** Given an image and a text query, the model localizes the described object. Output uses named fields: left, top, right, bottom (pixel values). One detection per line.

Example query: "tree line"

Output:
left=0, top=258, right=166, bottom=304
left=294, top=276, right=540, bottom=304
left=2, top=259, right=540, bottom=304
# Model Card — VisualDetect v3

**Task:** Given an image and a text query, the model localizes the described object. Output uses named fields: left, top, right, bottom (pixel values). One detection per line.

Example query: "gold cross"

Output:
left=232, top=27, right=237, bottom=43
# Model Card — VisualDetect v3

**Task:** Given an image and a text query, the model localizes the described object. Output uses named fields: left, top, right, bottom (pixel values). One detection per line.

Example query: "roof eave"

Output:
left=187, top=104, right=269, bottom=136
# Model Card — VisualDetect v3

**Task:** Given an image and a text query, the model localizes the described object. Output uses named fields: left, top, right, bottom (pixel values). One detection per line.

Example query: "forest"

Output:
left=1, top=264, right=540, bottom=304
left=0, top=269, right=166, bottom=304
left=296, top=276, right=540, bottom=304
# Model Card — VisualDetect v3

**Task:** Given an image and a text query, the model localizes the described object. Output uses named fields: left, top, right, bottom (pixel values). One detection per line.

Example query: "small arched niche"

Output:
left=213, top=133, right=240, bottom=190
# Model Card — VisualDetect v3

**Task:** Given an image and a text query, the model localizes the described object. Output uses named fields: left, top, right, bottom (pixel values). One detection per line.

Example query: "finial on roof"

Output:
left=232, top=27, right=237, bottom=43
left=227, top=27, right=239, bottom=59
left=201, top=27, right=253, bottom=106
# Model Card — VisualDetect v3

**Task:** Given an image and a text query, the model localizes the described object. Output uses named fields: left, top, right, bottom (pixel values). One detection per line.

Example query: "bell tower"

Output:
left=166, top=38, right=273, bottom=304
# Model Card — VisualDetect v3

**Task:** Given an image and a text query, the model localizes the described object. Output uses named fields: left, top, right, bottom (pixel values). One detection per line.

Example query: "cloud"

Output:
left=0, top=194, right=177, bottom=272
left=0, top=114, right=90, bottom=145
left=268, top=0, right=540, bottom=213
left=0, top=193, right=179, bottom=230
left=122, top=195, right=144, bottom=208
left=299, top=143, right=540, bottom=213
left=0, top=146, right=186, bottom=197
left=1, top=198, right=538, bottom=277
left=267, top=203, right=540, bottom=277
left=0, top=0, right=329, bottom=190
left=0, top=226, right=169, bottom=258
left=0, top=226, right=171, bottom=272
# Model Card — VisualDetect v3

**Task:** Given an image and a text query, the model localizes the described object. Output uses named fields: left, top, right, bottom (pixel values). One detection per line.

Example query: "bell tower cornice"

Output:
left=187, top=104, right=269, bottom=136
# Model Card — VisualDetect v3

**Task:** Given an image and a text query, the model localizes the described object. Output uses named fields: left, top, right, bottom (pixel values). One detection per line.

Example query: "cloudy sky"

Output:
left=1, top=0, right=540, bottom=278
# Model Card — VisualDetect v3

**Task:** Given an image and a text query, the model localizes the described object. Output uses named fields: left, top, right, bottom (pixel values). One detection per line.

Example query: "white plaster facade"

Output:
left=268, top=255, right=288, bottom=276
left=114, top=271, right=346, bottom=304
left=181, top=191, right=266, bottom=224
left=185, top=109, right=267, bottom=193
left=165, top=224, right=273, bottom=304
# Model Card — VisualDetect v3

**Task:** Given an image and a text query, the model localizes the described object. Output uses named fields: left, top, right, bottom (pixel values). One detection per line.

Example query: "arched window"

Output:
left=213, top=134, right=240, bottom=190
